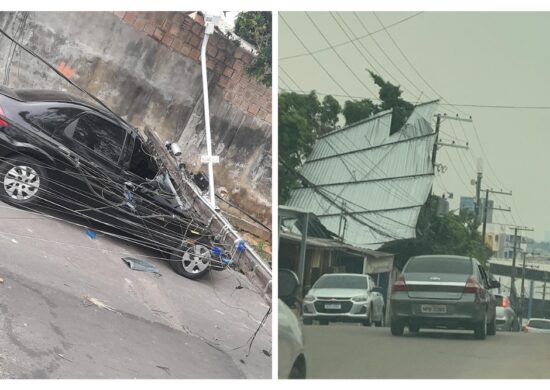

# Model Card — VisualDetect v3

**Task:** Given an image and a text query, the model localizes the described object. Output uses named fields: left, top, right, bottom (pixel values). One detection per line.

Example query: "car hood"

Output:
left=309, top=288, right=366, bottom=299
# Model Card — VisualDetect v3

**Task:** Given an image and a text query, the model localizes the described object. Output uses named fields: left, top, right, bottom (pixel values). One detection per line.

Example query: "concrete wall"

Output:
left=0, top=11, right=272, bottom=224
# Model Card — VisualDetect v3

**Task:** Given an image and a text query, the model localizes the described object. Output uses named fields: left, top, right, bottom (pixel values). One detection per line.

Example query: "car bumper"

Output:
left=390, top=293, right=485, bottom=329
left=303, top=300, right=369, bottom=322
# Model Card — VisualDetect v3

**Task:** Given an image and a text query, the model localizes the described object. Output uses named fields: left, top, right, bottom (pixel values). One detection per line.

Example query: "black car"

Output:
left=0, top=87, right=223, bottom=280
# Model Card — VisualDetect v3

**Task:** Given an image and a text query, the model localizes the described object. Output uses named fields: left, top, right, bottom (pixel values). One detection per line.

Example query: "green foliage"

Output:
left=318, top=95, right=341, bottom=135
left=234, top=12, right=272, bottom=86
left=380, top=195, right=492, bottom=270
left=278, top=72, right=416, bottom=202
left=278, top=92, right=318, bottom=202
left=343, top=99, right=377, bottom=126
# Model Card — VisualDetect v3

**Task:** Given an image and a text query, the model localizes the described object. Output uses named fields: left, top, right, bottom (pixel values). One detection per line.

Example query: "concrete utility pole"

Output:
left=542, top=274, right=547, bottom=318
left=431, top=113, right=470, bottom=170
left=481, top=188, right=512, bottom=244
left=475, top=159, right=483, bottom=223
left=519, top=251, right=527, bottom=324
left=509, top=226, right=534, bottom=308
left=200, top=12, right=221, bottom=209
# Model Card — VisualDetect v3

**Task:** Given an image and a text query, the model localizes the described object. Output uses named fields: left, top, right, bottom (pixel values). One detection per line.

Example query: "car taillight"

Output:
left=502, top=296, right=510, bottom=308
left=392, top=276, right=407, bottom=293
left=463, top=277, right=482, bottom=293
left=0, top=105, right=7, bottom=127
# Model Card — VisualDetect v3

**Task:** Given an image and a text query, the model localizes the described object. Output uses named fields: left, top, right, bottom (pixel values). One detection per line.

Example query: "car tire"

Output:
left=0, top=155, right=48, bottom=206
left=169, top=236, right=212, bottom=280
left=303, top=318, right=313, bottom=325
left=474, top=315, right=487, bottom=340
left=487, top=313, right=497, bottom=336
left=390, top=320, right=405, bottom=336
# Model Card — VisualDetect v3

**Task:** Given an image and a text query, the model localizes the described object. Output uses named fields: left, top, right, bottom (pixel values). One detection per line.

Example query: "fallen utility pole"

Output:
left=145, top=128, right=272, bottom=303
left=481, top=188, right=512, bottom=244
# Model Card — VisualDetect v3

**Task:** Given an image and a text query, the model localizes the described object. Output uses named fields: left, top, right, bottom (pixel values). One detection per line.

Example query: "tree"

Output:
left=318, top=95, right=341, bottom=135
left=342, top=99, right=377, bottom=126
left=278, top=91, right=319, bottom=202
left=369, top=71, right=414, bottom=134
left=234, top=12, right=272, bottom=86
left=380, top=195, right=492, bottom=270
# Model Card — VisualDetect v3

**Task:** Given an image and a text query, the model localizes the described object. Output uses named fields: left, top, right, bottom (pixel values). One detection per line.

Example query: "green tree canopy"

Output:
left=234, top=12, right=272, bottom=86
left=380, top=195, right=492, bottom=270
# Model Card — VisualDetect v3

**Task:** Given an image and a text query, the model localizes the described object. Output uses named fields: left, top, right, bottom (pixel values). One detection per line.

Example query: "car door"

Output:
left=477, top=263, right=496, bottom=318
left=52, top=112, right=135, bottom=230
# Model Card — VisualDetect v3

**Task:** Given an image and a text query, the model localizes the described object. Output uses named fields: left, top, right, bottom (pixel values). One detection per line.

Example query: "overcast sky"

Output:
left=279, top=11, right=550, bottom=242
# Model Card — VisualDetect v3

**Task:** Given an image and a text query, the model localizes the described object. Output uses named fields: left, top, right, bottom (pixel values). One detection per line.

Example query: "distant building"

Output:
left=460, top=196, right=493, bottom=223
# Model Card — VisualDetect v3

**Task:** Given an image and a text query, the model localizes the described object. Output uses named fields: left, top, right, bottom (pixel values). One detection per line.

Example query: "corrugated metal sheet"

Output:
left=285, top=101, right=439, bottom=250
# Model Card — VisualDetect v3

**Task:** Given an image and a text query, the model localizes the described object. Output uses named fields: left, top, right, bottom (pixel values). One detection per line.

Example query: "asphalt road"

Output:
left=0, top=202, right=271, bottom=378
left=303, top=324, right=550, bottom=379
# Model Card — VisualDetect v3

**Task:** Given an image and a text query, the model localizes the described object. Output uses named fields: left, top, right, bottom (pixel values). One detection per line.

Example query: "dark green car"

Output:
left=389, top=255, right=500, bottom=340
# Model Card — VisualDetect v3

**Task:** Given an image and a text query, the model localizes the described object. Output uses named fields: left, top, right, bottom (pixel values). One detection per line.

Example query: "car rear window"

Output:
left=405, top=257, right=473, bottom=274
left=314, top=275, right=368, bottom=289
left=528, top=320, right=550, bottom=329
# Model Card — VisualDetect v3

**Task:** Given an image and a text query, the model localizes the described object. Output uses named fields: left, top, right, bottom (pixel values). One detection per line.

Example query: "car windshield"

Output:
left=313, top=275, right=367, bottom=289
left=528, top=320, right=550, bottom=329
left=405, top=257, right=472, bottom=274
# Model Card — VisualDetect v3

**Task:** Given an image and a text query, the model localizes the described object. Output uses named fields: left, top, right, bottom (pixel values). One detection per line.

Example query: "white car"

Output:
left=523, top=318, right=550, bottom=333
left=278, top=299, right=306, bottom=379
left=303, top=273, right=385, bottom=326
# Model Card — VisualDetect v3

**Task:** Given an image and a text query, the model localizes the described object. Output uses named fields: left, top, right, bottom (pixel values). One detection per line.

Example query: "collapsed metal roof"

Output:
left=285, top=101, right=439, bottom=250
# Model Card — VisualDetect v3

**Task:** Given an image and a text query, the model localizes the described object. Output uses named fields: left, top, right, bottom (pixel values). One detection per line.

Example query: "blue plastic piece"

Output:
left=222, top=257, right=233, bottom=265
left=236, top=240, right=246, bottom=253
left=211, top=246, right=222, bottom=257
left=86, top=229, right=96, bottom=240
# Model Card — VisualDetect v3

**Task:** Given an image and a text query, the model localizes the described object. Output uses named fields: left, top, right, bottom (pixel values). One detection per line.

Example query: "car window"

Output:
left=70, top=114, right=127, bottom=163
left=128, top=136, right=159, bottom=179
left=20, top=105, right=83, bottom=136
left=477, top=266, right=489, bottom=287
left=528, top=320, right=550, bottom=329
left=313, top=275, right=368, bottom=289
left=405, top=257, right=473, bottom=274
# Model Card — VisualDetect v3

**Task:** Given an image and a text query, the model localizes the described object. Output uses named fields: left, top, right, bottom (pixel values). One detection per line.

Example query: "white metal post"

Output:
left=201, top=15, right=218, bottom=209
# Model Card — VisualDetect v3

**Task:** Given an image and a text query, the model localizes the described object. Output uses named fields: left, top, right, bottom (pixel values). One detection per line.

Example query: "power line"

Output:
left=304, top=12, right=377, bottom=97
left=279, top=14, right=359, bottom=101
left=280, top=12, right=424, bottom=61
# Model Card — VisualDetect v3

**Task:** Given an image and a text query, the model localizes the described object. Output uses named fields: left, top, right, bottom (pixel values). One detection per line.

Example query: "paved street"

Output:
left=0, top=202, right=271, bottom=378
left=303, top=324, right=550, bottom=379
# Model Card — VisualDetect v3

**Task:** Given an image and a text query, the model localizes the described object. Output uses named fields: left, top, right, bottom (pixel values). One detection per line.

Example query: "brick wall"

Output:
left=114, top=11, right=272, bottom=125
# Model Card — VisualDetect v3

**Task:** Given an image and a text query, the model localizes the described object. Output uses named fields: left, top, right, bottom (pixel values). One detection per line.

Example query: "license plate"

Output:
left=325, top=303, right=341, bottom=310
left=421, top=304, right=446, bottom=314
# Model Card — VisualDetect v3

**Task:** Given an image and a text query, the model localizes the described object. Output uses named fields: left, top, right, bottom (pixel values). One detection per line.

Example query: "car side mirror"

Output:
left=279, top=269, right=300, bottom=300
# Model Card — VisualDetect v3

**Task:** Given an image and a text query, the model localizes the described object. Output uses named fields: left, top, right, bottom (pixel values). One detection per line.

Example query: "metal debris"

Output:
left=122, top=257, right=159, bottom=274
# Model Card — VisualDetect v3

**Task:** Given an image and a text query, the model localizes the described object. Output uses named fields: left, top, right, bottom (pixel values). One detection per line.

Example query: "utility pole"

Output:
left=474, top=159, right=483, bottom=223
left=481, top=188, right=512, bottom=244
left=431, top=113, right=441, bottom=167
left=519, top=251, right=527, bottom=324
left=509, top=226, right=534, bottom=308
left=542, top=273, right=547, bottom=318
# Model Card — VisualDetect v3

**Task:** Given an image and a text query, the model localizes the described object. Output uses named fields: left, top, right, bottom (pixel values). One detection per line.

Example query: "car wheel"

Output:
left=303, top=318, right=312, bottom=325
left=474, top=315, right=487, bottom=340
left=0, top=156, right=48, bottom=206
left=288, top=355, right=306, bottom=379
left=169, top=237, right=212, bottom=280
left=390, top=320, right=404, bottom=336
left=409, top=324, right=420, bottom=333
left=487, top=312, right=496, bottom=336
